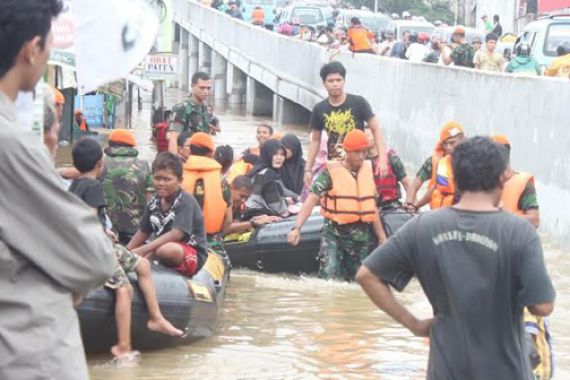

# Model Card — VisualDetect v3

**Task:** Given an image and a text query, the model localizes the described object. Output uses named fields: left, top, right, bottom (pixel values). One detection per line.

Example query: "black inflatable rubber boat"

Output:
left=225, top=207, right=415, bottom=274
left=78, top=252, right=230, bottom=353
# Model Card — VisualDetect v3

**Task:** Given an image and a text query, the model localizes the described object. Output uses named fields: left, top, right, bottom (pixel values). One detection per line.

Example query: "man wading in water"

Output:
left=305, top=61, right=387, bottom=186
left=0, top=1, right=115, bottom=378
left=357, top=137, right=555, bottom=379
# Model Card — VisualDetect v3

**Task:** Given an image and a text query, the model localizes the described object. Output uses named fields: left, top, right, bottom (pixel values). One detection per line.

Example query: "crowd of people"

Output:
left=0, top=0, right=559, bottom=379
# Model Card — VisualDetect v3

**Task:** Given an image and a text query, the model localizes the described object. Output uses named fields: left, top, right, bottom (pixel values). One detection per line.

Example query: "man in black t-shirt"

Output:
left=356, top=137, right=555, bottom=380
left=305, top=61, right=387, bottom=186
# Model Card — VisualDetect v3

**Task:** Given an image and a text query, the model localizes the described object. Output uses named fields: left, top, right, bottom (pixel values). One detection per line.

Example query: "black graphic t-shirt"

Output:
left=310, top=94, right=375, bottom=160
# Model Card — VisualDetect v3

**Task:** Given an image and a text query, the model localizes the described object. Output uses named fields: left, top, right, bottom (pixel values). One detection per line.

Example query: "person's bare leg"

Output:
left=111, top=285, right=133, bottom=357
left=135, top=257, right=183, bottom=336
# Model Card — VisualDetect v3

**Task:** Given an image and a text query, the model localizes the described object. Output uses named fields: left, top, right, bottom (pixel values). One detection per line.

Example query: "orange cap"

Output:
left=453, top=26, right=465, bottom=35
left=491, top=134, right=510, bottom=146
left=189, top=132, right=214, bottom=152
left=343, top=129, right=369, bottom=152
left=109, top=129, right=137, bottom=146
left=74, top=109, right=83, bottom=115
left=51, top=87, right=65, bottom=105
left=439, top=121, right=464, bottom=143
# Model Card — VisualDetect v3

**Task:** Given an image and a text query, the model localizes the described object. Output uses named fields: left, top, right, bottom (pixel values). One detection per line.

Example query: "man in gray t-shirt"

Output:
left=357, top=137, right=555, bottom=380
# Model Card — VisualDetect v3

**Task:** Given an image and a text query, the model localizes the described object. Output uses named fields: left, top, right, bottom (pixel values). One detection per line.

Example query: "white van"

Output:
left=517, top=15, right=570, bottom=70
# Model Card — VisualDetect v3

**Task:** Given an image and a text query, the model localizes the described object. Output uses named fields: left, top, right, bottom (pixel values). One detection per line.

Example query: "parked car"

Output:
left=275, top=4, right=328, bottom=30
left=432, top=26, right=485, bottom=44
left=516, top=14, right=570, bottom=71
left=385, top=19, right=435, bottom=40
left=335, top=9, right=391, bottom=35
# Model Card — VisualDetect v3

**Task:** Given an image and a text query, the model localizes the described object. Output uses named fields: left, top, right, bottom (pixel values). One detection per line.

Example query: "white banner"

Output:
left=74, top=0, right=159, bottom=94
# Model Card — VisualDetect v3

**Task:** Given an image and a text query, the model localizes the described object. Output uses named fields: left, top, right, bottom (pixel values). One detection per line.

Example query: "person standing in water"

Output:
left=357, top=137, right=555, bottom=379
left=288, top=130, right=387, bottom=281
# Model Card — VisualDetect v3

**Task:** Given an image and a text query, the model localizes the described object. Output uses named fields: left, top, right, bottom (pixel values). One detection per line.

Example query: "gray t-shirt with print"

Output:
left=363, top=208, right=555, bottom=380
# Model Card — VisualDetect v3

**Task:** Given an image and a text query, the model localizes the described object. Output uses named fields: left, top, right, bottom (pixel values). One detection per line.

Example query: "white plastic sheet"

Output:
left=74, top=0, right=159, bottom=94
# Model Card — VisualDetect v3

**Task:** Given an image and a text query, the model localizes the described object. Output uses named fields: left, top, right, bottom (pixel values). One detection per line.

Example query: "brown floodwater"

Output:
left=86, top=89, right=570, bottom=380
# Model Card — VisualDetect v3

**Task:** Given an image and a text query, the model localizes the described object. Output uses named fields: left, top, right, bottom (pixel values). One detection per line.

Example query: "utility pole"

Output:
left=454, top=0, right=459, bottom=25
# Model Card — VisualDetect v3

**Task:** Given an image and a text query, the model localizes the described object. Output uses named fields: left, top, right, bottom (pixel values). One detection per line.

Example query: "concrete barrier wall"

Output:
left=175, top=0, right=570, bottom=249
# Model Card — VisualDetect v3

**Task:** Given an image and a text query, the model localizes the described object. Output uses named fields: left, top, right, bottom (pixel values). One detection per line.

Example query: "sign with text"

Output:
left=144, top=53, right=177, bottom=80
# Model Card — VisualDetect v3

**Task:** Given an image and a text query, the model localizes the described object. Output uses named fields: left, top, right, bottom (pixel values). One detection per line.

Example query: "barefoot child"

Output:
left=128, top=152, right=209, bottom=277
left=69, top=138, right=183, bottom=363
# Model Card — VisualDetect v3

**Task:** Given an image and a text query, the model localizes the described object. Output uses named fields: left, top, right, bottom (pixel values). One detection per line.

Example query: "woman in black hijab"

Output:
left=280, top=134, right=306, bottom=195
left=244, top=140, right=298, bottom=219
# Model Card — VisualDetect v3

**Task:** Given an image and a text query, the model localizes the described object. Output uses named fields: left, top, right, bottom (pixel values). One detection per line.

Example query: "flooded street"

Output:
left=87, top=89, right=570, bottom=379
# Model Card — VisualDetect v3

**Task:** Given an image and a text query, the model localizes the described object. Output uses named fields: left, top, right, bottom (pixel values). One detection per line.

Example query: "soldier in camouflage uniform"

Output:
left=101, top=129, right=153, bottom=245
left=167, top=71, right=217, bottom=154
left=288, top=130, right=387, bottom=281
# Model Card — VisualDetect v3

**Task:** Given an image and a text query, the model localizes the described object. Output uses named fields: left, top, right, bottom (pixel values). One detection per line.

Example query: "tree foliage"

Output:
left=347, top=0, right=454, bottom=25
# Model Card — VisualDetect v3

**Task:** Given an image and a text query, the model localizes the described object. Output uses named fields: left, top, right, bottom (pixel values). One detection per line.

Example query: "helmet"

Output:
left=418, top=32, right=430, bottom=43
left=557, top=42, right=570, bottom=56
left=433, top=20, right=442, bottom=26
left=391, top=13, right=399, bottom=19
left=515, top=41, right=531, bottom=57
left=402, top=11, right=411, bottom=18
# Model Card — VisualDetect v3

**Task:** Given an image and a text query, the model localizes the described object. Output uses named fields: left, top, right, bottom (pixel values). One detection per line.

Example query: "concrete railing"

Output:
left=174, top=0, right=570, bottom=249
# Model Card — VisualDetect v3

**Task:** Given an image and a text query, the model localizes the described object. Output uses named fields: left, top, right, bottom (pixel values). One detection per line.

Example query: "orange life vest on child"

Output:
left=501, top=172, right=533, bottom=215
left=182, top=156, right=227, bottom=234
left=320, top=160, right=377, bottom=224
left=227, top=160, right=254, bottom=184
left=430, top=154, right=456, bottom=209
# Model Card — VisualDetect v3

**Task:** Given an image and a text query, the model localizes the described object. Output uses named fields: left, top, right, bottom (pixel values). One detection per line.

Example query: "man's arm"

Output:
left=440, top=44, right=453, bottom=65
left=0, top=139, right=114, bottom=295
left=287, top=192, right=320, bottom=246
left=372, top=208, right=387, bottom=243
left=127, top=229, right=151, bottom=250
left=131, top=229, right=185, bottom=258
left=304, top=129, right=322, bottom=186
left=356, top=266, right=432, bottom=336
left=167, top=130, right=180, bottom=154
left=368, top=118, right=387, bottom=175
left=221, top=206, right=234, bottom=235
left=405, top=177, right=423, bottom=205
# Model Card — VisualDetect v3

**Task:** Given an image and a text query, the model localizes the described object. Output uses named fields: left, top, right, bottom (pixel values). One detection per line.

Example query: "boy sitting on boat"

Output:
left=128, top=152, right=209, bottom=278
left=68, top=138, right=183, bottom=365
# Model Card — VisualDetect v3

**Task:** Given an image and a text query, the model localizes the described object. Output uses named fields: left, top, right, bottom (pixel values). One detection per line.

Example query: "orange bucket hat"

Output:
left=189, top=132, right=215, bottom=152
left=491, top=134, right=511, bottom=146
left=439, top=121, right=464, bottom=143
left=343, top=129, right=369, bottom=152
left=109, top=129, right=137, bottom=147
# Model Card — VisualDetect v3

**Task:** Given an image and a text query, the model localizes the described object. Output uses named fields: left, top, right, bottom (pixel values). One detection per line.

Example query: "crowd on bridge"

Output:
left=0, top=1, right=559, bottom=379
left=206, top=0, right=570, bottom=78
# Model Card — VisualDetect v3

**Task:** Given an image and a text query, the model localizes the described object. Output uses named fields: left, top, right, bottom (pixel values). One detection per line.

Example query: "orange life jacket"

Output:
left=430, top=154, right=456, bottom=209
left=227, top=159, right=253, bottom=184
left=501, top=171, right=533, bottom=216
left=182, top=155, right=227, bottom=234
left=320, top=160, right=377, bottom=224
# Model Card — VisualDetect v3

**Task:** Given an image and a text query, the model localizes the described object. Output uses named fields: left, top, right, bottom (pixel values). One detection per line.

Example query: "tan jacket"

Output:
left=0, top=91, right=115, bottom=380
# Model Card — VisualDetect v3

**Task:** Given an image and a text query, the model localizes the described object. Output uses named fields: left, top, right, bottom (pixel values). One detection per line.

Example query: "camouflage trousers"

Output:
left=317, top=224, right=374, bottom=282
left=207, top=234, right=227, bottom=256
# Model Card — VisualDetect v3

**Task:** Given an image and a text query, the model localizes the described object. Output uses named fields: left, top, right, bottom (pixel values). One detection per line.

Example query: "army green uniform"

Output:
left=310, top=169, right=377, bottom=281
left=101, top=146, right=153, bottom=244
left=168, top=96, right=210, bottom=135
left=193, top=178, right=233, bottom=256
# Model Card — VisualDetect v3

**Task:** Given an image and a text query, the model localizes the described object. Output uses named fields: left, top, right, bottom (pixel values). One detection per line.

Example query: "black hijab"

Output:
left=247, top=140, right=285, bottom=186
left=280, top=134, right=305, bottom=194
